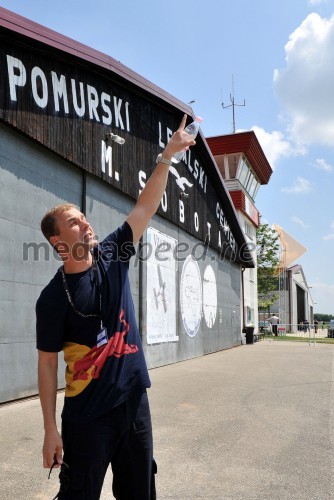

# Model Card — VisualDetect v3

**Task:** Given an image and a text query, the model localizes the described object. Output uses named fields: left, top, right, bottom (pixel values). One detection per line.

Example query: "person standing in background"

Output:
left=267, top=314, right=280, bottom=336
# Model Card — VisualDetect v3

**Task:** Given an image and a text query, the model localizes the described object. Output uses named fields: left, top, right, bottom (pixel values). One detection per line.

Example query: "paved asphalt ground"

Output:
left=1, top=340, right=333, bottom=500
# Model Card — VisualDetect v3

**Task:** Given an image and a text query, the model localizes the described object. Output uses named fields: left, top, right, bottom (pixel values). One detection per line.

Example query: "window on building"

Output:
left=245, top=172, right=255, bottom=192
left=246, top=306, right=254, bottom=325
left=244, top=221, right=254, bottom=239
left=238, top=158, right=249, bottom=186
left=248, top=176, right=259, bottom=198
left=244, top=220, right=256, bottom=241
left=252, top=182, right=260, bottom=199
left=236, top=155, right=260, bottom=200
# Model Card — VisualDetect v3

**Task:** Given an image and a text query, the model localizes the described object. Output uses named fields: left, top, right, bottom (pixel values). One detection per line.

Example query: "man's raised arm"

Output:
left=127, top=114, right=196, bottom=245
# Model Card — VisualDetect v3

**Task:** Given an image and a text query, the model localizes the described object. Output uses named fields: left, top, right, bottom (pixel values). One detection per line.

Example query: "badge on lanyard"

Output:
left=97, top=327, right=108, bottom=348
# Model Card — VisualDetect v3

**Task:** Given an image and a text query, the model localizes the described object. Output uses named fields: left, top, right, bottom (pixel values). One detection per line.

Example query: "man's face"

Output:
left=50, top=208, right=98, bottom=259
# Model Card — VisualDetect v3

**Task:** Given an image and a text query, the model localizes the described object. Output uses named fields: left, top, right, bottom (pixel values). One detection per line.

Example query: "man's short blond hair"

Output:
left=41, top=203, right=79, bottom=243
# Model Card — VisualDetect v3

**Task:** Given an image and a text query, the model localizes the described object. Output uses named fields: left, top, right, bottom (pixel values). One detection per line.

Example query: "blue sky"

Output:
left=1, top=0, right=334, bottom=313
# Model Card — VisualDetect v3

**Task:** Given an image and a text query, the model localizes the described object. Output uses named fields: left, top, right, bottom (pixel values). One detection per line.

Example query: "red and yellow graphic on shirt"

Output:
left=64, top=309, right=138, bottom=397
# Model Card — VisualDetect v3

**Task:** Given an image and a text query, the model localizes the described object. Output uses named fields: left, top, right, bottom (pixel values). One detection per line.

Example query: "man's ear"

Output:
left=50, top=235, right=59, bottom=248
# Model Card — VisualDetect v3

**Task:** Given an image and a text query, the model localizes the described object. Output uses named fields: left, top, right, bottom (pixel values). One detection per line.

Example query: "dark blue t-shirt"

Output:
left=36, top=222, right=151, bottom=423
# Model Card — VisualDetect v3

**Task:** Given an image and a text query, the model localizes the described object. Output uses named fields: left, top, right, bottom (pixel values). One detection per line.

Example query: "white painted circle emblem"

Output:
left=180, top=255, right=202, bottom=337
left=203, top=265, right=217, bottom=328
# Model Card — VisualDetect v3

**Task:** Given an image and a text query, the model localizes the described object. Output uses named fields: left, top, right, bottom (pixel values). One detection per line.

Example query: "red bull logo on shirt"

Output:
left=64, top=309, right=138, bottom=397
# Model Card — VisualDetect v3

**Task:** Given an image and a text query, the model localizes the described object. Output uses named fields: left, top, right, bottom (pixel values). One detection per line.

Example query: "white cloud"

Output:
left=281, top=176, right=312, bottom=193
left=308, top=0, right=327, bottom=5
left=274, top=13, right=334, bottom=147
left=323, top=233, right=334, bottom=240
left=236, top=125, right=299, bottom=170
left=323, top=221, right=334, bottom=240
left=291, top=216, right=308, bottom=229
left=314, top=158, right=333, bottom=171
left=249, top=126, right=295, bottom=170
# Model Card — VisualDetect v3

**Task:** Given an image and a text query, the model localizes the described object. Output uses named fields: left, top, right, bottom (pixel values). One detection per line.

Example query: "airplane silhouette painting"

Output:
left=153, top=264, right=167, bottom=313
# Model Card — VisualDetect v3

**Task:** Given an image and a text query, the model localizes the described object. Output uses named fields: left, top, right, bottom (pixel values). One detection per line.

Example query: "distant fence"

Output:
left=258, top=323, right=333, bottom=344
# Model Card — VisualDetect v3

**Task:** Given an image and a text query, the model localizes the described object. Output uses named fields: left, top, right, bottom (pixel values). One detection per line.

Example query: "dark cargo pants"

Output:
left=56, top=391, right=156, bottom=499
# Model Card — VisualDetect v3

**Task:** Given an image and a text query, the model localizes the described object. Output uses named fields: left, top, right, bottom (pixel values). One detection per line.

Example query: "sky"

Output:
left=1, top=0, right=334, bottom=313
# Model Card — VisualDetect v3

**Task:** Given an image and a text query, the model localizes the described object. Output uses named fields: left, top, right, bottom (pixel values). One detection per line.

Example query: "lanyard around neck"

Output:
left=61, top=256, right=102, bottom=324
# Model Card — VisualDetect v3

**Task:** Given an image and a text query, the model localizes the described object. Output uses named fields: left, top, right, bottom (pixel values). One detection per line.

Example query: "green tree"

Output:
left=314, top=313, right=334, bottom=322
left=256, top=221, right=280, bottom=313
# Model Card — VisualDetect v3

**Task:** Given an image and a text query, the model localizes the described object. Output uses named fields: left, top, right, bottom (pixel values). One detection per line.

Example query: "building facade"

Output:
left=206, top=132, right=273, bottom=333
left=0, top=8, right=254, bottom=402
left=266, top=264, right=314, bottom=332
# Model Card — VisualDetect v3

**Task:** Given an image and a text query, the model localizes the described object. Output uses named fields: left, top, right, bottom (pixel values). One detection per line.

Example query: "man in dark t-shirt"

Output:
left=36, top=115, right=195, bottom=499
left=37, top=222, right=150, bottom=422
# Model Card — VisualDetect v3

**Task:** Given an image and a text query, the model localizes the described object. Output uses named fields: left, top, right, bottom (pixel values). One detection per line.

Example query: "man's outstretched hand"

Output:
left=163, top=114, right=196, bottom=160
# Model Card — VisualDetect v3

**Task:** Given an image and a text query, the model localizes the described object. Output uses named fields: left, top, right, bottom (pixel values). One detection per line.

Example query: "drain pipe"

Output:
left=241, top=266, right=246, bottom=333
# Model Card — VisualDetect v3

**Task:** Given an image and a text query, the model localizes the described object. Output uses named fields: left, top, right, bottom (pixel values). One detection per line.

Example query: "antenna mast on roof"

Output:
left=222, top=75, right=245, bottom=133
